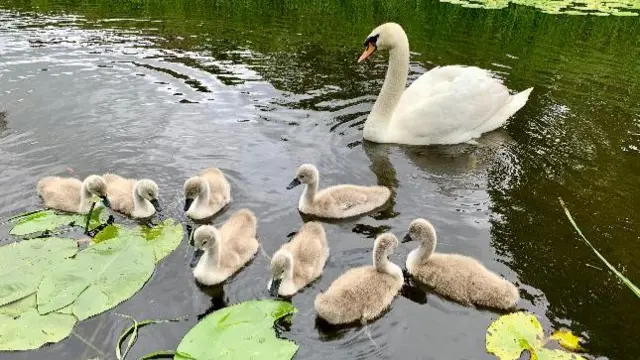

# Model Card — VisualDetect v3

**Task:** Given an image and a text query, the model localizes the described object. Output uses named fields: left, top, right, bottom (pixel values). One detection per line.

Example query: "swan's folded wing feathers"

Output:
left=392, top=66, right=512, bottom=144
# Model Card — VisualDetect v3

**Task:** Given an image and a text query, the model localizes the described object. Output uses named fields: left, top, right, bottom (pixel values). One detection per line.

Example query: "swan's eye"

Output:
left=364, top=34, right=379, bottom=47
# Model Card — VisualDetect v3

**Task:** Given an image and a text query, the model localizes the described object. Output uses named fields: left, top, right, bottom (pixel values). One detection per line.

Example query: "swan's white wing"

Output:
left=391, top=65, right=513, bottom=145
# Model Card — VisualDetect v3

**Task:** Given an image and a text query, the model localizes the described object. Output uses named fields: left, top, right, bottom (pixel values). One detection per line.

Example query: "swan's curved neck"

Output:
left=79, top=182, right=94, bottom=213
left=301, top=179, right=318, bottom=205
left=205, top=239, right=221, bottom=268
left=374, top=246, right=402, bottom=279
left=193, top=181, right=211, bottom=211
left=365, top=34, right=410, bottom=138
left=132, top=182, right=153, bottom=216
left=416, top=233, right=437, bottom=264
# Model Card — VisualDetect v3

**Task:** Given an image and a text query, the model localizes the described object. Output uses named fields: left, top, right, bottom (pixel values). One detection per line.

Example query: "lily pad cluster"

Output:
left=0, top=210, right=183, bottom=351
left=440, top=0, right=640, bottom=16
left=486, top=312, right=586, bottom=360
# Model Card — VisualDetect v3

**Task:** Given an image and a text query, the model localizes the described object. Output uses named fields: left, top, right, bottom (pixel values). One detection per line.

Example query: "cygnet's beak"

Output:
left=100, top=196, right=111, bottom=208
left=269, top=278, right=282, bottom=297
left=150, top=198, right=162, bottom=212
left=286, top=178, right=302, bottom=190
left=184, top=198, right=194, bottom=211
left=358, top=42, right=376, bottom=63
left=401, top=234, right=414, bottom=243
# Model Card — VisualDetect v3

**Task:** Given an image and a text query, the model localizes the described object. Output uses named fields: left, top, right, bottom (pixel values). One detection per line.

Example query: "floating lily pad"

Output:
left=0, top=294, right=36, bottom=317
left=37, top=233, right=155, bottom=320
left=175, top=300, right=298, bottom=360
left=9, top=208, right=107, bottom=236
left=0, top=237, right=77, bottom=307
left=0, top=308, right=77, bottom=351
left=486, top=312, right=544, bottom=360
left=93, top=219, right=183, bottom=263
left=486, top=312, right=587, bottom=360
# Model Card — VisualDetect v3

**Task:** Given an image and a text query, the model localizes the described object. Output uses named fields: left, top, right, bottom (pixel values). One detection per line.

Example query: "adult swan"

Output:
left=358, top=23, right=533, bottom=145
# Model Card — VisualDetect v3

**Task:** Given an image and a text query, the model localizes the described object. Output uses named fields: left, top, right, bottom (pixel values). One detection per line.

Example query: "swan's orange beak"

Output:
left=358, top=43, right=376, bottom=63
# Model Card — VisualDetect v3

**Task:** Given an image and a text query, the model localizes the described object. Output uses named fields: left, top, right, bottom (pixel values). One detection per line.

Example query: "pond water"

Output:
left=0, top=1, right=638, bottom=359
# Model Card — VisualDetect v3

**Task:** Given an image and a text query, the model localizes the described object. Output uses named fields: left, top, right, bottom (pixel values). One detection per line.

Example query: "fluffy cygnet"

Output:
left=403, top=218, right=519, bottom=310
left=193, top=209, right=259, bottom=286
left=287, top=164, right=391, bottom=219
left=103, top=173, right=161, bottom=219
left=314, top=233, right=403, bottom=325
left=184, top=167, right=231, bottom=220
left=268, top=221, right=329, bottom=297
left=37, top=174, right=110, bottom=214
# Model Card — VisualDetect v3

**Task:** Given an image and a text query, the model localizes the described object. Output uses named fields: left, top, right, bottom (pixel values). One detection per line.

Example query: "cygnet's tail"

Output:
left=481, top=87, right=533, bottom=134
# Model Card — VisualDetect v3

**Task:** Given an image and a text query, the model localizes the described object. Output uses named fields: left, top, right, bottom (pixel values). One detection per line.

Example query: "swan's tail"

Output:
left=480, top=87, right=533, bottom=134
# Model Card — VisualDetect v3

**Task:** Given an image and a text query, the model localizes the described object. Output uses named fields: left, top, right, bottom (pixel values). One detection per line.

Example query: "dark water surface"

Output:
left=0, top=1, right=638, bottom=359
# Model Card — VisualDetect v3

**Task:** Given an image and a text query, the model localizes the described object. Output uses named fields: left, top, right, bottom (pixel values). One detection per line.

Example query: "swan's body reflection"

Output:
left=363, top=129, right=517, bottom=195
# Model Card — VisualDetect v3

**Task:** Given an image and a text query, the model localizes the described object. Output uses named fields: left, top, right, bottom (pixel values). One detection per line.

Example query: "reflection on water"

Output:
left=0, top=1, right=638, bottom=359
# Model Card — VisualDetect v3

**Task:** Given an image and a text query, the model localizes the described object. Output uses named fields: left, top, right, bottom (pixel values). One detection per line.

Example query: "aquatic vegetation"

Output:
left=0, top=211, right=184, bottom=351
left=559, top=198, right=640, bottom=298
left=8, top=208, right=107, bottom=236
left=486, top=312, right=586, bottom=359
left=175, top=300, right=298, bottom=360
left=439, top=0, right=640, bottom=16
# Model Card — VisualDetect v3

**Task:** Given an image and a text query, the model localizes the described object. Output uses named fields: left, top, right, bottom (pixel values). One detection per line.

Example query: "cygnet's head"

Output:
left=269, top=250, right=293, bottom=296
left=136, top=179, right=161, bottom=211
left=286, top=164, right=319, bottom=190
left=193, top=225, right=220, bottom=250
left=358, top=22, right=407, bottom=63
left=183, top=176, right=206, bottom=211
left=84, top=175, right=110, bottom=208
left=374, top=232, right=399, bottom=254
left=402, top=218, right=437, bottom=245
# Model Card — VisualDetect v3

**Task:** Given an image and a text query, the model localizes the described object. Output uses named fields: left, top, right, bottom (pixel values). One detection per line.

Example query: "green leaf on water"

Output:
left=9, top=208, right=107, bottom=236
left=0, top=294, right=36, bottom=317
left=175, top=300, right=298, bottom=360
left=37, top=233, right=155, bottom=320
left=486, top=312, right=544, bottom=360
left=93, top=219, right=183, bottom=263
left=486, top=312, right=587, bottom=360
left=534, top=348, right=586, bottom=360
left=0, top=237, right=77, bottom=307
left=0, top=308, right=77, bottom=351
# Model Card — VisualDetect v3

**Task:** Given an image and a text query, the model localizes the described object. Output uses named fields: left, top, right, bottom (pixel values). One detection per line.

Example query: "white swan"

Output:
left=358, top=22, right=533, bottom=145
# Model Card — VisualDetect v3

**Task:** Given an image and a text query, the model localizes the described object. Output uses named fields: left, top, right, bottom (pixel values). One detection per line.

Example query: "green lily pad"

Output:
left=0, top=237, right=77, bottom=307
left=486, top=312, right=544, bottom=360
left=93, top=219, right=183, bottom=263
left=175, top=300, right=298, bottom=360
left=0, top=308, right=77, bottom=351
left=9, top=208, right=107, bottom=236
left=0, top=294, right=36, bottom=317
left=535, top=348, right=586, bottom=359
left=486, top=312, right=587, bottom=360
left=37, top=233, right=155, bottom=320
